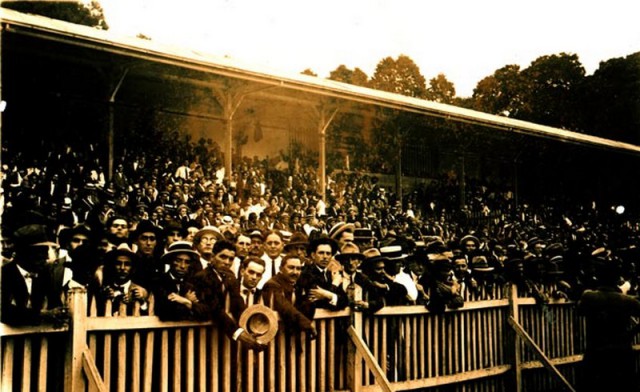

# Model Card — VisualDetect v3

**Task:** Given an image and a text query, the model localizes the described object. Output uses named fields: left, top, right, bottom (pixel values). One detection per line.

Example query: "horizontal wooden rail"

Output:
left=361, top=365, right=511, bottom=391
left=0, top=323, right=68, bottom=337
left=520, top=354, right=583, bottom=370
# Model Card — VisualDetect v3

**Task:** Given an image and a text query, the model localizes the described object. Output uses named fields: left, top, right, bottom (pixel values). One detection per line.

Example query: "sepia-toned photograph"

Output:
left=1, top=1, right=639, bottom=391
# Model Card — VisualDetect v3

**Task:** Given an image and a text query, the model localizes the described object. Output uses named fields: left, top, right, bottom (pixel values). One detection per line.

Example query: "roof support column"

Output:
left=316, top=106, right=338, bottom=203
left=107, top=68, right=128, bottom=181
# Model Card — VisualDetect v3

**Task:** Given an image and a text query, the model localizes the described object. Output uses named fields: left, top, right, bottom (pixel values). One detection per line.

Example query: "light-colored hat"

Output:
left=238, top=304, right=279, bottom=345
left=379, top=245, right=408, bottom=260
left=194, top=225, right=223, bottom=241
left=328, top=222, right=355, bottom=240
left=160, top=241, right=199, bottom=264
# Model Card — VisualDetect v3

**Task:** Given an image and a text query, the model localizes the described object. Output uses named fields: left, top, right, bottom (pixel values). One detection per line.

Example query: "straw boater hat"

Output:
left=238, top=304, right=279, bottom=344
left=328, top=222, right=355, bottom=240
left=379, top=245, right=408, bottom=260
left=460, top=235, right=480, bottom=249
left=160, top=241, right=199, bottom=264
left=335, top=243, right=365, bottom=263
left=194, top=225, right=223, bottom=242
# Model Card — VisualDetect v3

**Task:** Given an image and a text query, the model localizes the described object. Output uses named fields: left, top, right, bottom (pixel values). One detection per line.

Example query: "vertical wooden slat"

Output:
left=411, top=315, right=418, bottom=380
left=211, top=327, right=219, bottom=392
left=453, top=312, right=459, bottom=374
left=403, top=317, right=410, bottom=380
left=2, top=338, right=14, bottom=391
left=288, top=333, right=296, bottom=392
left=298, top=332, right=306, bottom=392
left=160, top=330, right=169, bottom=392
left=38, top=336, right=49, bottom=389
left=173, top=329, right=182, bottom=392
left=143, top=330, right=154, bottom=392
left=186, top=328, right=195, bottom=392
left=277, top=330, right=286, bottom=392
left=318, top=319, right=326, bottom=392
left=222, top=333, right=231, bottom=392
left=118, top=331, right=127, bottom=392
left=22, top=336, right=32, bottom=392
left=199, top=328, right=207, bottom=392
left=328, top=319, right=335, bottom=391
left=380, top=317, right=387, bottom=377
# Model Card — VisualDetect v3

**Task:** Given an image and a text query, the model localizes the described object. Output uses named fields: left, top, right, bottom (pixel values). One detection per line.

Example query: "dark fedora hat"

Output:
left=283, top=231, right=309, bottom=251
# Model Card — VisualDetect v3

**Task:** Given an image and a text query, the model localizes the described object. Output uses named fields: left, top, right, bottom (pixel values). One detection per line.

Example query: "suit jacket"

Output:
left=262, top=273, right=313, bottom=333
left=297, top=264, right=348, bottom=319
left=1, top=262, right=55, bottom=325
left=152, top=273, right=193, bottom=321
left=186, top=265, right=245, bottom=338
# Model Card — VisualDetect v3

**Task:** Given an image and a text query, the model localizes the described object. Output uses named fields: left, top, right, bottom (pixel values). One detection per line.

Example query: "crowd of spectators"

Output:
left=2, top=136, right=639, bottom=333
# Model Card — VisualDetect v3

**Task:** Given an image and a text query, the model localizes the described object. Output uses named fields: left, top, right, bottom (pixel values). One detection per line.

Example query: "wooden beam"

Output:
left=82, top=347, right=108, bottom=392
left=508, top=316, right=576, bottom=392
left=347, top=326, right=394, bottom=392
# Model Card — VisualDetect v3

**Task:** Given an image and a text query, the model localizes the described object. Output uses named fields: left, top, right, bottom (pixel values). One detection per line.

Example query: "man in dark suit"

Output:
left=335, top=243, right=383, bottom=314
left=237, top=256, right=265, bottom=306
left=153, top=241, right=200, bottom=321
left=262, top=255, right=317, bottom=337
left=187, top=239, right=265, bottom=351
left=297, top=236, right=348, bottom=319
left=1, top=224, right=69, bottom=326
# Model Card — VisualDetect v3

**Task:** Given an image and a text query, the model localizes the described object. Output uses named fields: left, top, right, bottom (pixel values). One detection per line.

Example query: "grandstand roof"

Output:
left=2, top=7, right=640, bottom=156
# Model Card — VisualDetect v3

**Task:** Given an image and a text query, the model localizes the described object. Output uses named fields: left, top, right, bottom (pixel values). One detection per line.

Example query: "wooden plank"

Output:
left=0, top=323, right=69, bottom=336
left=173, top=329, right=182, bottom=392
left=199, top=328, right=207, bottom=392
left=318, top=320, right=326, bottom=392
left=508, top=316, right=577, bottom=392
left=359, top=364, right=511, bottom=391
left=211, top=327, right=219, bottom=392
left=84, top=316, right=211, bottom=331
left=298, top=331, right=306, bottom=392
left=278, top=330, right=286, bottom=392
left=23, top=336, right=32, bottom=392
left=160, top=330, right=169, bottom=392
left=38, top=336, right=48, bottom=389
left=520, top=354, right=584, bottom=369
left=347, top=326, right=394, bottom=392
left=289, top=333, right=296, bottom=392
left=222, top=333, right=231, bottom=392
left=2, top=337, right=14, bottom=391
left=186, top=328, right=195, bottom=392
left=132, top=330, right=141, bottom=392
left=268, top=326, right=276, bottom=392
left=82, top=346, right=108, bottom=392
left=328, top=319, right=335, bottom=391
left=143, top=331, right=154, bottom=392
left=117, top=330, right=126, bottom=392
left=309, top=323, right=316, bottom=392
left=380, top=317, right=387, bottom=376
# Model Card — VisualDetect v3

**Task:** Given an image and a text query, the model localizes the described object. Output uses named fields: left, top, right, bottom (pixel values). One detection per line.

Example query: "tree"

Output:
left=370, top=54, right=427, bottom=98
left=2, top=0, right=109, bottom=29
left=472, top=64, right=525, bottom=117
left=328, top=65, right=369, bottom=87
left=519, top=53, right=586, bottom=129
left=301, top=69, right=318, bottom=77
left=426, top=73, right=456, bottom=104
left=579, top=52, right=640, bottom=144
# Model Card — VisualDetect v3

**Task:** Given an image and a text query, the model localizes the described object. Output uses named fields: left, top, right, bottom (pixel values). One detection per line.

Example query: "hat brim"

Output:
left=160, top=249, right=200, bottom=264
left=283, top=241, right=309, bottom=250
left=335, top=253, right=365, bottom=263
left=329, top=223, right=355, bottom=240
left=239, top=304, right=279, bottom=345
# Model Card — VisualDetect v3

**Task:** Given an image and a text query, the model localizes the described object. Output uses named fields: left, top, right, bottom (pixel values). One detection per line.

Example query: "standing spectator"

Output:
left=262, top=254, right=317, bottom=337
left=257, top=230, right=285, bottom=289
left=153, top=241, right=200, bottom=321
left=238, top=256, right=265, bottom=306
left=578, top=258, right=640, bottom=390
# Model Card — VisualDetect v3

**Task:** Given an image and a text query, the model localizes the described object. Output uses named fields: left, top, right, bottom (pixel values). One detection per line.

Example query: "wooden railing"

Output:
left=1, top=284, right=629, bottom=392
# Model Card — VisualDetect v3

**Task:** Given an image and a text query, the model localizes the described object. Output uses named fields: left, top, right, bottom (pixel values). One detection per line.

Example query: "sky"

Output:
left=100, top=0, right=640, bottom=97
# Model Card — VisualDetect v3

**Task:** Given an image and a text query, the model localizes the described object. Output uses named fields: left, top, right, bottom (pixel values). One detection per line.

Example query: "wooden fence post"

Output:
left=65, top=287, right=88, bottom=392
left=347, top=309, right=363, bottom=392
left=508, top=284, right=522, bottom=392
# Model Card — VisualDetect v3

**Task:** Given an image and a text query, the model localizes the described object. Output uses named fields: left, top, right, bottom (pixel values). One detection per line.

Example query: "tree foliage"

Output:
left=2, top=0, right=109, bottom=29
left=472, top=64, right=524, bottom=116
left=328, top=65, right=369, bottom=87
left=370, top=55, right=427, bottom=98
left=426, top=73, right=456, bottom=104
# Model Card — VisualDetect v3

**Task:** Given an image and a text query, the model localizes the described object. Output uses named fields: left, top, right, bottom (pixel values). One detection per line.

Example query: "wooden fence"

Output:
left=2, top=284, right=639, bottom=392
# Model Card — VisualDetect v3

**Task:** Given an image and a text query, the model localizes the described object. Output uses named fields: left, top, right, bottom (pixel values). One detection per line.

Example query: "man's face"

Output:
left=110, top=219, right=129, bottom=238
left=186, top=227, right=198, bottom=242
left=338, top=232, right=354, bottom=249
left=235, top=235, right=251, bottom=258
left=136, top=232, right=157, bottom=256
left=343, top=256, right=362, bottom=275
left=114, top=255, right=133, bottom=283
left=280, top=257, right=303, bottom=285
left=70, top=234, right=89, bottom=250
left=372, top=261, right=386, bottom=282
left=196, top=233, right=217, bottom=256
left=213, top=248, right=235, bottom=270
left=464, top=240, right=477, bottom=253
left=241, top=261, right=265, bottom=289
left=408, top=260, right=426, bottom=276
left=165, top=230, right=183, bottom=246
left=250, top=237, right=264, bottom=255
left=312, top=244, right=333, bottom=269
left=170, top=253, right=192, bottom=279
left=28, top=243, right=60, bottom=269
left=287, top=244, right=307, bottom=260
left=264, top=233, right=284, bottom=259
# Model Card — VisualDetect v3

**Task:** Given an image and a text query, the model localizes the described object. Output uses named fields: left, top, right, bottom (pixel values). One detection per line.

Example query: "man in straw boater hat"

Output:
left=578, top=252, right=640, bottom=391
left=153, top=241, right=201, bottom=321
left=328, top=221, right=356, bottom=250
left=192, top=225, right=224, bottom=271
left=334, top=242, right=382, bottom=313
